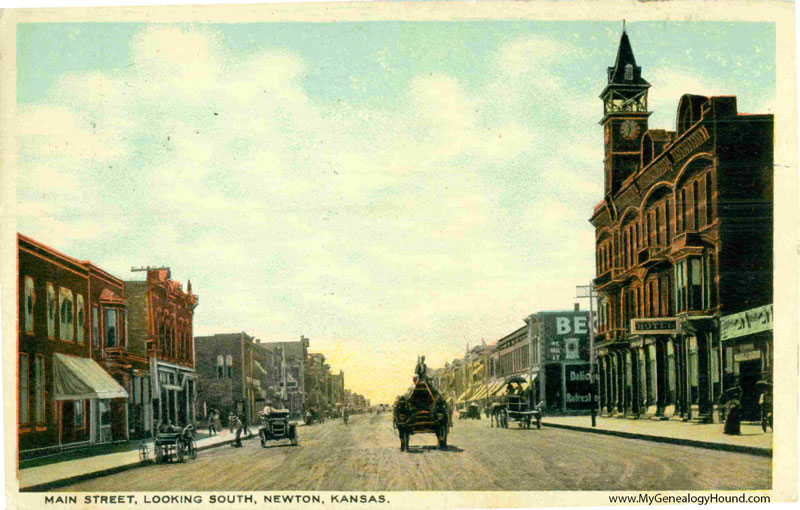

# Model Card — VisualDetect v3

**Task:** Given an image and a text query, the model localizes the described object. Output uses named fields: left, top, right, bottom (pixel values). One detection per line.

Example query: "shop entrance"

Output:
left=545, top=364, right=562, bottom=412
left=738, top=359, right=762, bottom=421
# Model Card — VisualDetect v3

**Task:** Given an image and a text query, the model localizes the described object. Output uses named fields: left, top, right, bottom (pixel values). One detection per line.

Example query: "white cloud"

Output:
left=14, top=26, right=611, bottom=403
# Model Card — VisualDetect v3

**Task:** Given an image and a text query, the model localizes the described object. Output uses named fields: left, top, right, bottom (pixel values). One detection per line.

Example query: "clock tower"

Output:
left=600, top=27, right=650, bottom=196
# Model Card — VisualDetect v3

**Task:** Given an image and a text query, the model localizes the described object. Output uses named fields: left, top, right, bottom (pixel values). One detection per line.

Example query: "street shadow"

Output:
left=404, top=445, right=464, bottom=453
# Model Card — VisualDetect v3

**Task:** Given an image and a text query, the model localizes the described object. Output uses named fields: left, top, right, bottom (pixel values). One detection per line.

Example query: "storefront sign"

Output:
left=542, top=313, right=590, bottom=363
left=734, top=350, right=762, bottom=362
left=630, top=318, right=680, bottom=335
left=564, top=364, right=592, bottom=410
left=720, top=304, right=773, bottom=341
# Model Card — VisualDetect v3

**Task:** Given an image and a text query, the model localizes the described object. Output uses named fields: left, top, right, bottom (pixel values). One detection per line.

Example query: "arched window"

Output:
left=216, top=355, right=224, bottom=378
left=225, top=355, right=233, bottom=378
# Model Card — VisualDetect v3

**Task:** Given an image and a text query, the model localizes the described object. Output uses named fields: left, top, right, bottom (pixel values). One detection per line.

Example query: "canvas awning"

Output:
left=53, top=353, right=128, bottom=400
left=488, top=380, right=506, bottom=397
left=501, top=373, right=537, bottom=393
left=471, top=386, right=488, bottom=400
left=455, top=389, right=471, bottom=404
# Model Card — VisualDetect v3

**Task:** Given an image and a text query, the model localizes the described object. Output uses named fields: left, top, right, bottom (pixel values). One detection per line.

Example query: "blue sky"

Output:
left=15, top=21, right=775, bottom=402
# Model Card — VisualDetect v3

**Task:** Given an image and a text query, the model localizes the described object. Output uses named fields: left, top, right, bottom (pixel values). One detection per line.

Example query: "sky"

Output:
left=14, top=20, right=775, bottom=403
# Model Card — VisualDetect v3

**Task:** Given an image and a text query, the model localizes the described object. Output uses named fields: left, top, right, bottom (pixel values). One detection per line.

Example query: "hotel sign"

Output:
left=630, top=318, right=681, bottom=335
left=720, top=304, right=773, bottom=341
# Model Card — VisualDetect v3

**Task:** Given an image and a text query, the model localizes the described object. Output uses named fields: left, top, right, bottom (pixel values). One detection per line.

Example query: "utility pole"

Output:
left=576, top=282, right=598, bottom=427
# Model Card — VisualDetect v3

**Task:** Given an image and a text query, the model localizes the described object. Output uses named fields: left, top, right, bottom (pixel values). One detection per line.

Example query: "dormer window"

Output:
left=624, top=64, right=633, bottom=81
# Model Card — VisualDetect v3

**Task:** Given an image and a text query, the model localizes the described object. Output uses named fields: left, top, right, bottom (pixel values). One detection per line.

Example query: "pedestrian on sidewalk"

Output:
left=214, top=410, right=222, bottom=434
left=721, top=385, right=743, bottom=435
left=228, top=411, right=236, bottom=433
left=208, top=409, right=218, bottom=436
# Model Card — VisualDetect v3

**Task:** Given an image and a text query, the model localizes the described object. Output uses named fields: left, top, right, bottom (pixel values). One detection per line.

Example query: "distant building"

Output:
left=17, top=234, right=128, bottom=458
left=125, top=269, right=198, bottom=431
left=195, top=332, right=271, bottom=425
left=260, top=336, right=309, bottom=418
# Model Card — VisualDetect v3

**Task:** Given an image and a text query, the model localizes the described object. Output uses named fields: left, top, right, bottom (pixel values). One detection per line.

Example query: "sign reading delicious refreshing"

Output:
left=564, top=364, right=593, bottom=410
left=720, top=304, right=773, bottom=341
left=630, top=318, right=681, bottom=335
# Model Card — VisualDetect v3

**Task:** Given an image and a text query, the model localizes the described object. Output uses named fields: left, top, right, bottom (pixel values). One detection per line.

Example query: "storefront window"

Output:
left=688, top=337, right=698, bottom=403
left=666, top=341, right=676, bottom=402
left=98, top=399, right=112, bottom=443
left=34, top=355, right=45, bottom=424
left=19, top=354, right=29, bottom=425
left=74, top=400, right=84, bottom=428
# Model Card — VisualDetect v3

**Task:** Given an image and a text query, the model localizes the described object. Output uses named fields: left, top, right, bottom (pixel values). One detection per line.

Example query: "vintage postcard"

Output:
left=0, top=1, right=797, bottom=509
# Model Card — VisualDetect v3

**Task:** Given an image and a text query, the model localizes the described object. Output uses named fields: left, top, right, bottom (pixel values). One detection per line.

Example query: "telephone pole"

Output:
left=576, top=282, right=598, bottom=427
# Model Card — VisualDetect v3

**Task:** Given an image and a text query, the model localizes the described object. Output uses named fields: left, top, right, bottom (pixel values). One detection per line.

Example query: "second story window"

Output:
left=47, top=284, right=56, bottom=338
left=226, top=354, right=233, bottom=378
left=59, top=287, right=74, bottom=341
left=675, top=257, right=704, bottom=312
left=104, top=308, right=117, bottom=348
left=76, top=294, right=85, bottom=345
left=217, top=355, right=224, bottom=378
left=24, top=276, right=35, bottom=334
left=92, top=305, right=99, bottom=348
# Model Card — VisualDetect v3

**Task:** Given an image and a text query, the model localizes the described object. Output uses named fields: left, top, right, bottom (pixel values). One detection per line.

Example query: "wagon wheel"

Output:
left=189, top=439, right=198, bottom=459
left=154, top=443, right=164, bottom=464
left=175, top=437, right=185, bottom=463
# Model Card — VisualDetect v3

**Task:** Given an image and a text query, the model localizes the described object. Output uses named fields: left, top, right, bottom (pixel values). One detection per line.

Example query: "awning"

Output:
left=455, top=389, right=471, bottom=404
left=498, top=373, right=538, bottom=394
left=53, top=353, right=128, bottom=400
left=471, top=386, right=488, bottom=400
left=488, top=381, right=505, bottom=397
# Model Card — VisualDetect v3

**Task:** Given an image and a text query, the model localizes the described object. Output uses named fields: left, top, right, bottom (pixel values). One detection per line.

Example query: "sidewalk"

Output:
left=19, top=430, right=244, bottom=492
left=542, top=415, right=772, bottom=456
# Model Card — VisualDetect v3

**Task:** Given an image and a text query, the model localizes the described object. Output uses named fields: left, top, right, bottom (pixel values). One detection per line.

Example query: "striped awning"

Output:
left=488, top=380, right=505, bottom=397
left=455, top=389, right=471, bottom=404
left=471, top=386, right=488, bottom=400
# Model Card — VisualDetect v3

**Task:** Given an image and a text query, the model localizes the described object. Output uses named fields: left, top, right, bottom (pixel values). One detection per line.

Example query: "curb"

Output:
left=541, top=421, right=772, bottom=457
left=19, top=435, right=255, bottom=493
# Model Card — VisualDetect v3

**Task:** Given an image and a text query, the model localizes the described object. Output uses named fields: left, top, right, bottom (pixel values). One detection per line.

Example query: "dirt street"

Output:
left=57, top=413, right=770, bottom=491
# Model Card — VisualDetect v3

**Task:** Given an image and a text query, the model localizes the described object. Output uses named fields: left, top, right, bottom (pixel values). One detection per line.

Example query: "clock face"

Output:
left=620, top=119, right=640, bottom=140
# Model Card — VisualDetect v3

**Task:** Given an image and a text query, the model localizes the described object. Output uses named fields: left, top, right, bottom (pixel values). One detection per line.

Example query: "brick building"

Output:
left=125, top=269, right=198, bottom=431
left=590, top=29, right=773, bottom=422
left=261, top=337, right=309, bottom=419
left=195, top=332, right=272, bottom=425
left=17, top=235, right=128, bottom=458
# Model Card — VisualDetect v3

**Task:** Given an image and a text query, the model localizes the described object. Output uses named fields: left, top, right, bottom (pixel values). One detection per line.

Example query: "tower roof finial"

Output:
left=623, top=19, right=626, bottom=33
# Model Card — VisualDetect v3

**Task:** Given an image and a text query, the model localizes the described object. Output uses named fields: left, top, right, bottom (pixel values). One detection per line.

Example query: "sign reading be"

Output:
left=556, top=316, right=588, bottom=335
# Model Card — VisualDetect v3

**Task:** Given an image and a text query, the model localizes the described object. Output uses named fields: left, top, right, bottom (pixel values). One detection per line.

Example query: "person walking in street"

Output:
left=231, top=415, right=244, bottom=447
left=241, top=412, right=252, bottom=438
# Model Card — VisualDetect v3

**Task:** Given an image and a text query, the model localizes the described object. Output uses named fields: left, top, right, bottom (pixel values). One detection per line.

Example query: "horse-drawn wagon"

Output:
left=490, top=377, right=542, bottom=429
left=139, top=423, right=197, bottom=463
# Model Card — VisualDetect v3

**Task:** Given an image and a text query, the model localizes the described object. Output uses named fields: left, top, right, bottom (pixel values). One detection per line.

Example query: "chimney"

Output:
left=574, top=303, right=580, bottom=311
